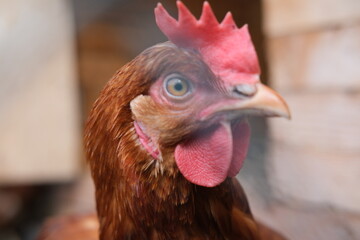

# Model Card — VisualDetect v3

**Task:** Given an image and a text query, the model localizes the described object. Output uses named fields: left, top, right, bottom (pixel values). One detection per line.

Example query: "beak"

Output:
left=200, top=83, right=291, bottom=120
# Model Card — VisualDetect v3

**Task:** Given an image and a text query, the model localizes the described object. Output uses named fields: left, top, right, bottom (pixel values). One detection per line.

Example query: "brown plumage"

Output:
left=39, top=43, right=288, bottom=240
left=39, top=2, right=291, bottom=239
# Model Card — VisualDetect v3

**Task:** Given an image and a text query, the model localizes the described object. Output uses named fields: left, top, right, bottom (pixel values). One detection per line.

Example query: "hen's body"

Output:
left=38, top=180, right=283, bottom=240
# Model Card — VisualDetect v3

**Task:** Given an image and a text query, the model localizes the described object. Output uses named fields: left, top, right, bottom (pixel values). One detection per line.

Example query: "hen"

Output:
left=39, top=1, right=290, bottom=240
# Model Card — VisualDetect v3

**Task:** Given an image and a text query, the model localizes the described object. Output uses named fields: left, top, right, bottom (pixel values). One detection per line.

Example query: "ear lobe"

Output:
left=130, top=95, right=154, bottom=121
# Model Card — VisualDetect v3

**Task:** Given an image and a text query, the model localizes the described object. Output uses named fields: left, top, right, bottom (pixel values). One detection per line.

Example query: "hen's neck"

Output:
left=87, top=116, right=190, bottom=238
left=86, top=118, right=253, bottom=239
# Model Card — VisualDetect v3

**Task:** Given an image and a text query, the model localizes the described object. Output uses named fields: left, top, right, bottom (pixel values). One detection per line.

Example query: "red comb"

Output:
left=155, top=1, right=260, bottom=84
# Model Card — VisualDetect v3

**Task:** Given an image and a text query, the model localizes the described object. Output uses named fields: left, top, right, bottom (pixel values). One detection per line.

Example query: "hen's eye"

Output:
left=164, top=74, right=191, bottom=98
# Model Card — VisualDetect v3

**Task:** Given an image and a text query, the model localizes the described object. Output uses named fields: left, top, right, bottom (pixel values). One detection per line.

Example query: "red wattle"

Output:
left=227, top=121, right=250, bottom=177
left=175, top=122, right=233, bottom=187
left=175, top=121, right=250, bottom=187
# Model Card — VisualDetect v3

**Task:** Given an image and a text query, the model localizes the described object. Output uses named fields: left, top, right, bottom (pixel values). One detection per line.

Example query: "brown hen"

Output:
left=39, top=2, right=290, bottom=240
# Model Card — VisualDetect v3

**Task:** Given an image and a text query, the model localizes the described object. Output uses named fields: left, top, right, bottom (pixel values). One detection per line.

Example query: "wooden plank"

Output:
left=268, top=142, right=360, bottom=212
left=269, top=92, right=360, bottom=153
left=267, top=92, right=360, bottom=212
left=267, top=24, right=360, bottom=92
left=263, top=0, right=360, bottom=36
left=0, top=0, right=81, bottom=184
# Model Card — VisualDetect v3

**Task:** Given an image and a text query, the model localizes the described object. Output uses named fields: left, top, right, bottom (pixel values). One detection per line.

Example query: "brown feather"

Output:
left=38, top=43, right=287, bottom=240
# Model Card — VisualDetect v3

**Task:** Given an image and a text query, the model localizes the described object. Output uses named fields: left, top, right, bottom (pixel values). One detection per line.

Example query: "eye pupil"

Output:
left=174, top=82, right=183, bottom=91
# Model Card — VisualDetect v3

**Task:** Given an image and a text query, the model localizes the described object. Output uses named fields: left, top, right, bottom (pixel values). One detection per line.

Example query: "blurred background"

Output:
left=0, top=0, right=359, bottom=239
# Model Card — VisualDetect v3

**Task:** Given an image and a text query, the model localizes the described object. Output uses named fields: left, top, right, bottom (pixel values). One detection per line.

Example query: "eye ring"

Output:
left=163, top=74, right=192, bottom=99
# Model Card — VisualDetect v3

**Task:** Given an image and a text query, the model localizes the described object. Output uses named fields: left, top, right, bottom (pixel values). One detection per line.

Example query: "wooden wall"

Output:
left=264, top=0, right=360, bottom=212
left=0, top=0, right=81, bottom=184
